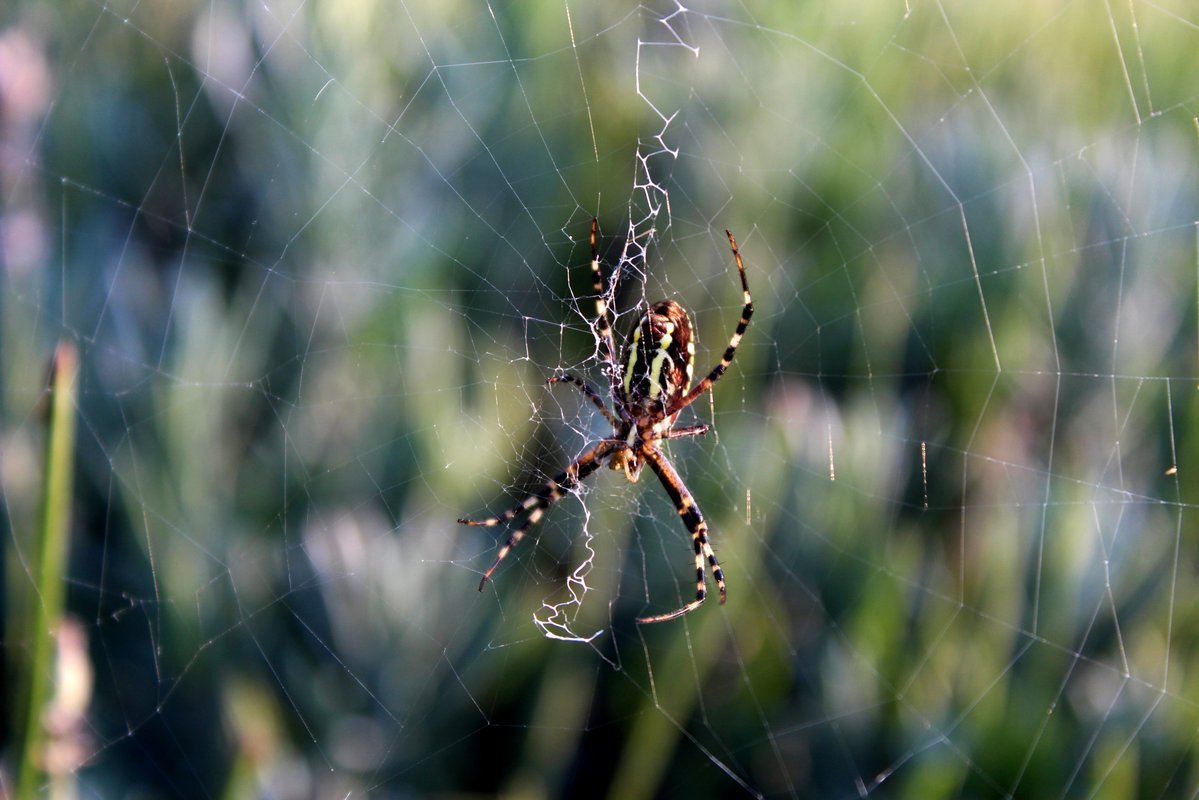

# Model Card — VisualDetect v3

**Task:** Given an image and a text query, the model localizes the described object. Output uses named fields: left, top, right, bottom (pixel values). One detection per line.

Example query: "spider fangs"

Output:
left=458, top=220, right=753, bottom=624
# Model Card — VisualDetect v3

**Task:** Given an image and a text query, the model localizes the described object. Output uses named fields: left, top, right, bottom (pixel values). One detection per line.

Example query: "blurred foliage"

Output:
left=3, top=0, right=1199, bottom=797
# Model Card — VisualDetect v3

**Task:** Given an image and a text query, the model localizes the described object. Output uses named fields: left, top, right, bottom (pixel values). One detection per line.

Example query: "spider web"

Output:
left=3, top=0, right=1199, bottom=796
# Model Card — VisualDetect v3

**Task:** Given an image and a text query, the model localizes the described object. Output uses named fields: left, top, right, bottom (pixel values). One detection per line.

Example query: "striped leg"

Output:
left=589, top=218, right=620, bottom=376
left=635, top=446, right=726, bottom=624
left=547, top=373, right=619, bottom=427
left=662, top=423, right=709, bottom=441
left=669, top=229, right=754, bottom=416
left=459, top=441, right=614, bottom=590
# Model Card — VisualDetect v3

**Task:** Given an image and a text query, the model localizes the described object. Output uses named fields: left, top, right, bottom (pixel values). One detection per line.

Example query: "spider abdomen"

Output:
left=620, top=300, right=695, bottom=417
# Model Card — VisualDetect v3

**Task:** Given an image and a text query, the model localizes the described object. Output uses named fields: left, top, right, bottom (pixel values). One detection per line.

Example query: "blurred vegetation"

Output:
left=3, top=0, right=1199, bottom=797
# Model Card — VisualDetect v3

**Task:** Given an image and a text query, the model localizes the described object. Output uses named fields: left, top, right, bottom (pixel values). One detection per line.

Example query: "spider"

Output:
left=458, top=219, right=753, bottom=623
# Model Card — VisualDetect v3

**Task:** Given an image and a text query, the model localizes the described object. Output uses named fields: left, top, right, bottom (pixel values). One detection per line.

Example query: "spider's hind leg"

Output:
left=662, top=423, right=710, bottom=441
left=667, top=229, right=754, bottom=418
left=547, top=373, right=618, bottom=427
left=588, top=218, right=619, bottom=370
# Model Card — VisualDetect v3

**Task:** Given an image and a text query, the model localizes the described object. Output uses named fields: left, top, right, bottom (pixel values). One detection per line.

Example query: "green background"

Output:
left=4, top=0, right=1199, bottom=796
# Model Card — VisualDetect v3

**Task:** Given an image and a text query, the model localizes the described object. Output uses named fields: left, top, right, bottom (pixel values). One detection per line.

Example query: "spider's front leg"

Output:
left=458, top=440, right=614, bottom=590
left=635, top=445, right=726, bottom=624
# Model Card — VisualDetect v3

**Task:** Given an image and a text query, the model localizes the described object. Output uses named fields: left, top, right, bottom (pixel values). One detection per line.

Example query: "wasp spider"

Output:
left=458, top=220, right=753, bottom=623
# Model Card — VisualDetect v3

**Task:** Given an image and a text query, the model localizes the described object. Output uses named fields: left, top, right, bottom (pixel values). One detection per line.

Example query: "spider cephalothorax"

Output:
left=458, top=219, right=753, bottom=623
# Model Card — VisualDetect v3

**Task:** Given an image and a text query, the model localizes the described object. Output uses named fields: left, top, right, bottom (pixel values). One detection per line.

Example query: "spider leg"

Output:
left=662, top=423, right=709, bottom=441
left=547, top=373, right=619, bottom=427
left=635, top=445, right=726, bottom=624
left=669, top=229, right=754, bottom=417
left=588, top=218, right=620, bottom=378
left=459, top=440, right=615, bottom=590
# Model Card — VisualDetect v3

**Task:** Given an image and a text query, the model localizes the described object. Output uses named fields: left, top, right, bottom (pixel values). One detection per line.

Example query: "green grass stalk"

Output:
left=15, top=341, right=79, bottom=799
